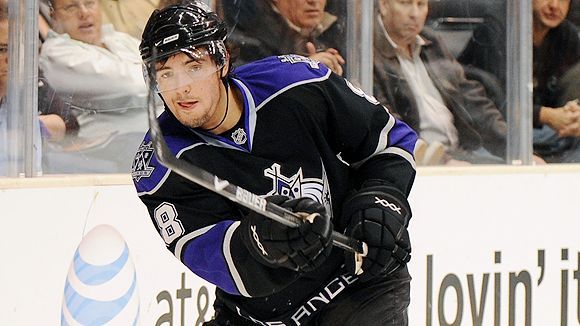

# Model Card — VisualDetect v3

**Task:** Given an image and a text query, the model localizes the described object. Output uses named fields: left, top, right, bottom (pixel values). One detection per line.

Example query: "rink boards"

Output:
left=0, top=165, right=579, bottom=325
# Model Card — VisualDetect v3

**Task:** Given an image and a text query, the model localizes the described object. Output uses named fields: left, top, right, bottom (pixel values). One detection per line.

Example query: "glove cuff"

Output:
left=239, top=216, right=283, bottom=269
left=342, top=181, right=411, bottom=226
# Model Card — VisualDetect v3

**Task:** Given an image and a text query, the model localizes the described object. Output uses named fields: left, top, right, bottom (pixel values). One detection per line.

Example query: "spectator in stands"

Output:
left=0, top=0, right=78, bottom=175
left=39, top=0, right=150, bottom=172
left=373, top=0, right=536, bottom=165
left=459, top=0, right=580, bottom=162
left=37, top=74, right=80, bottom=142
left=226, top=0, right=346, bottom=75
left=531, top=0, right=580, bottom=162
left=41, top=0, right=148, bottom=111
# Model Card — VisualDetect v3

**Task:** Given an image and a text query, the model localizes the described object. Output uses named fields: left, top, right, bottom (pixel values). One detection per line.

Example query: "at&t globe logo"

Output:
left=61, top=225, right=139, bottom=325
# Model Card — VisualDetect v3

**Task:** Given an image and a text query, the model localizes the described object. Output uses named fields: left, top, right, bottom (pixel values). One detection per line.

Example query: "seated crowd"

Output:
left=458, top=0, right=580, bottom=163
left=1, top=0, right=579, bottom=176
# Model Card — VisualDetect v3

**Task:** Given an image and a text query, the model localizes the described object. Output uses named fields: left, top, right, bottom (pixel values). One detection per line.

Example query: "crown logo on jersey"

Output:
left=231, top=127, right=247, bottom=145
left=278, top=54, right=320, bottom=69
left=265, top=163, right=304, bottom=198
left=264, top=163, right=332, bottom=217
left=132, top=141, right=155, bottom=182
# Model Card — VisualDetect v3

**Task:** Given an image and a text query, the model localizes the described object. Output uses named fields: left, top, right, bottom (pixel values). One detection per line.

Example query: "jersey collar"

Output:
left=190, top=78, right=257, bottom=152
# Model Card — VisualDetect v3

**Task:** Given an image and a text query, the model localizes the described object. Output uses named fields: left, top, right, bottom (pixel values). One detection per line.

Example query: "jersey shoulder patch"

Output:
left=234, top=55, right=332, bottom=108
left=131, top=111, right=203, bottom=195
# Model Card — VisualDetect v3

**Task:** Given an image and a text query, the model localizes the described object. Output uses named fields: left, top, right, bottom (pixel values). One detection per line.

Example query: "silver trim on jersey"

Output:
left=351, top=107, right=416, bottom=170
left=351, top=108, right=391, bottom=167
left=193, top=132, right=245, bottom=151
left=190, top=78, right=258, bottom=153
left=232, top=78, right=257, bottom=147
left=223, top=221, right=251, bottom=297
left=174, top=224, right=216, bottom=260
left=383, top=146, right=417, bottom=169
left=137, top=142, right=206, bottom=196
left=254, top=69, right=332, bottom=111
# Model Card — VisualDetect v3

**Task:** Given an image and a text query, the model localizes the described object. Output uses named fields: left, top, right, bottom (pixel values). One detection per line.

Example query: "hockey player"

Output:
left=132, top=2, right=418, bottom=325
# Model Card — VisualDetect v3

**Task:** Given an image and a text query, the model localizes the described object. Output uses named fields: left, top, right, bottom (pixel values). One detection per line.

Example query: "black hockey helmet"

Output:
left=140, top=1, right=228, bottom=67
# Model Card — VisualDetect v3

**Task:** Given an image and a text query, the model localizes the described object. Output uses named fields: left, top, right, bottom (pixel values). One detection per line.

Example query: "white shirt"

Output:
left=380, top=19, right=459, bottom=150
left=39, top=24, right=148, bottom=140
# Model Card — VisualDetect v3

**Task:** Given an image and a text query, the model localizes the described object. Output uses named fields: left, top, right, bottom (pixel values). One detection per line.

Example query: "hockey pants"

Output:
left=203, top=266, right=411, bottom=326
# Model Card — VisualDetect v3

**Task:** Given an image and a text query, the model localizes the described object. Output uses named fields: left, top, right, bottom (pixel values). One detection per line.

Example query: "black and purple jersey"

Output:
left=132, top=55, right=417, bottom=322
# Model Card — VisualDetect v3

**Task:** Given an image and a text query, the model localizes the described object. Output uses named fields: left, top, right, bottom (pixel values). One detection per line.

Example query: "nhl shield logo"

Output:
left=231, top=128, right=247, bottom=145
left=132, top=141, right=155, bottom=182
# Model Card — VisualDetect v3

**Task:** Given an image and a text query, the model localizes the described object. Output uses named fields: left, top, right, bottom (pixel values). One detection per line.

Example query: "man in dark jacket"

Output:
left=373, top=0, right=511, bottom=165
left=227, top=0, right=346, bottom=75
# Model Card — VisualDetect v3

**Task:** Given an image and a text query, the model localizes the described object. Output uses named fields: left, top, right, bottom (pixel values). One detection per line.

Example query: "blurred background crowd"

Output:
left=1, top=0, right=579, bottom=176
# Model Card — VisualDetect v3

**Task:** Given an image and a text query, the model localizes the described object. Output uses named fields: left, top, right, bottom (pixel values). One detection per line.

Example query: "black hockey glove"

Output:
left=241, top=195, right=333, bottom=273
left=342, top=180, right=412, bottom=282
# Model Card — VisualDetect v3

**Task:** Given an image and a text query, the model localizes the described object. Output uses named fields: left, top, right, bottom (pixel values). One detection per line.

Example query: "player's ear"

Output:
left=221, top=52, right=231, bottom=77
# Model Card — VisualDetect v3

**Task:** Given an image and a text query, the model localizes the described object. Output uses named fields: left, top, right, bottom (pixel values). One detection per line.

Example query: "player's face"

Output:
left=379, top=0, right=428, bottom=47
left=0, top=20, right=8, bottom=99
left=274, top=0, right=327, bottom=29
left=51, top=0, right=102, bottom=46
left=156, top=52, right=226, bottom=129
left=533, top=0, right=570, bottom=29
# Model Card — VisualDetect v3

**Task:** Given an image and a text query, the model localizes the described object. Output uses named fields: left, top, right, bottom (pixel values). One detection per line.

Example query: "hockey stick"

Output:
left=144, top=58, right=367, bottom=257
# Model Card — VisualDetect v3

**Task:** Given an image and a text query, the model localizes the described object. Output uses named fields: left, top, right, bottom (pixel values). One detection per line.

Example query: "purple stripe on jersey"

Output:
left=181, top=220, right=241, bottom=296
left=235, top=55, right=330, bottom=108
left=389, top=119, right=418, bottom=154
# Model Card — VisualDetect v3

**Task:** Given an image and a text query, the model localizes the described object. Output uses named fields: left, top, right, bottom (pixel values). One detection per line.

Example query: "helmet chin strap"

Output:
left=202, top=67, right=230, bottom=132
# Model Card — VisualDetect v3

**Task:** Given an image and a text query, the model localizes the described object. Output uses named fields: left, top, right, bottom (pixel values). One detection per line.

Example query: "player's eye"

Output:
left=158, top=71, right=173, bottom=79
left=187, top=64, right=204, bottom=73
left=188, top=62, right=203, bottom=69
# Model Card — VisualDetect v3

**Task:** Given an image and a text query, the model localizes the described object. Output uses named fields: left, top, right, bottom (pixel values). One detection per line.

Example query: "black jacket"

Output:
left=227, top=0, right=346, bottom=66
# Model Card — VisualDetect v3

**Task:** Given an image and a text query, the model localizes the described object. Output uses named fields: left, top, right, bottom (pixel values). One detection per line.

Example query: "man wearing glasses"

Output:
left=38, top=0, right=150, bottom=172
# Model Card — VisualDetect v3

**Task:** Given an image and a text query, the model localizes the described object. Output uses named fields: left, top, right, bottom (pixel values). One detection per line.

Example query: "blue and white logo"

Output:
left=61, top=225, right=139, bottom=325
left=132, top=141, right=155, bottom=182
